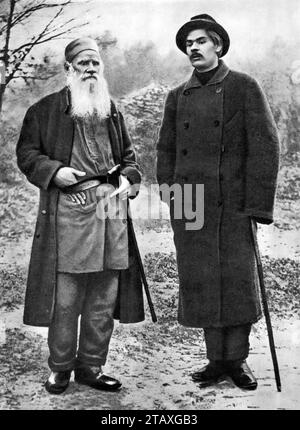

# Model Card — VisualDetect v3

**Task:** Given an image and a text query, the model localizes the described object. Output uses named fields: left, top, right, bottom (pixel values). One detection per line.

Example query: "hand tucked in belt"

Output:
left=53, top=167, right=86, bottom=187
left=53, top=167, right=87, bottom=205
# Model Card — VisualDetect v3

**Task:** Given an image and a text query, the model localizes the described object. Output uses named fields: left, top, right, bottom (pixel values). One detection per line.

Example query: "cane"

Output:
left=111, top=171, right=157, bottom=323
left=250, top=219, right=281, bottom=392
left=127, top=212, right=157, bottom=323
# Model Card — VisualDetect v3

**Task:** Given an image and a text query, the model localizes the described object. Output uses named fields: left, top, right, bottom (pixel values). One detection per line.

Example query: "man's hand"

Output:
left=110, top=174, right=133, bottom=200
left=53, top=167, right=87, bottom=205
left=53, top=167, right=86, bottom=188
left=67, top=192, right=87, bottom=205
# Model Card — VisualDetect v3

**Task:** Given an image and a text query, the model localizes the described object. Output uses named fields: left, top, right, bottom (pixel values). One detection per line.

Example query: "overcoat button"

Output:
left=122, top=219, right=127, bottom=224
left=182, top=149, right=188, bottom=155
left=184, top=121, right=189, bottom=129
left=214, top=120, right=220, bottom=127
left=216, top=87, right=222, bottom=94
left=184, top=90, right=190, bottom=96
left=217, top=200, right=223, bottom=207
left=41, top=210, right=47, bottom=215
left=219, top=174, right=224, bottom=181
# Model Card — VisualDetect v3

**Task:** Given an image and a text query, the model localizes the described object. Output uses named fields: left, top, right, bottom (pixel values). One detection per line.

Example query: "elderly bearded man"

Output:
left=156, top=15, right=280, bottom=390
left=16, top=38, right=145, bottom=394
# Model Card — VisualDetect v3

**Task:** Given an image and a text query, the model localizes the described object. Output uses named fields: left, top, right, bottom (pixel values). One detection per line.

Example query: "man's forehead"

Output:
left=73, top=50, right=101, bottom=61
left=186, top=28, right=209, bottom=40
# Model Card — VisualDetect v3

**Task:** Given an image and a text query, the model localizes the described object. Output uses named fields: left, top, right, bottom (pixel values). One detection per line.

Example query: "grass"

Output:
left=0, top=266, right=27, bottom=311
left=143, top=252, right=300, bottom=319
left=0, top=251, right=298, bottom=319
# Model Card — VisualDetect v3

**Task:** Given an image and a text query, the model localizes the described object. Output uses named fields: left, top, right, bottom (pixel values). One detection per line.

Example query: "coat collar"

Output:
left=184, top=60, right=230, bottom=91
left=59, top=86, right=71, bottom=113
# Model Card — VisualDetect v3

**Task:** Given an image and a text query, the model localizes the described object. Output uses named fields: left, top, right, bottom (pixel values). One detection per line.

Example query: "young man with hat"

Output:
left=156, top=15, right=280, bottom=390
left=17, top=37, right=144, bottom=394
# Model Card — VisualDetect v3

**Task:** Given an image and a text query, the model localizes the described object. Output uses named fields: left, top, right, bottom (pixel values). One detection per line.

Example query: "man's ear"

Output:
left=215, top=42, right=223, bottom=57
left=64, top=61, right=72, bottom=72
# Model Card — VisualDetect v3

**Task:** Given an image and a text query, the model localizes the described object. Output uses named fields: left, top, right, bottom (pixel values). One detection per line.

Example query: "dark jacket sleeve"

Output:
left=156, top=90, right=177, bottom=202
left=16, top=105, right=64, bottom=190
left=243, top=77, right=280, bottom=224
left=118, top=110, right=142, bottom=190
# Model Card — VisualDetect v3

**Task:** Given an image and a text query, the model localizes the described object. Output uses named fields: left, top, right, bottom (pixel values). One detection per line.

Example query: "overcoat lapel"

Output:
left=54, top=88, right=75, bottom=163
left=107, top=103, right=122, bottom=165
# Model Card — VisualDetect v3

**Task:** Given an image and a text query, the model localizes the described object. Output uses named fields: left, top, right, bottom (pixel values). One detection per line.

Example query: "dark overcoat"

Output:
left=16, top=87, right=145, bottom=327
left=156, top=61, right=280, bottom=328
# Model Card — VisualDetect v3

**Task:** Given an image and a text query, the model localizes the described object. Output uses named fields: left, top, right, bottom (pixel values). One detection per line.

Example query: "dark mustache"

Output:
left=190, top=53, right=203, bottom=59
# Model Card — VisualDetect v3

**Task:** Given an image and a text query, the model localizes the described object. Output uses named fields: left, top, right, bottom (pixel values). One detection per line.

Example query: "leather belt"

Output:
left=62, top=176, right=109, bottom=194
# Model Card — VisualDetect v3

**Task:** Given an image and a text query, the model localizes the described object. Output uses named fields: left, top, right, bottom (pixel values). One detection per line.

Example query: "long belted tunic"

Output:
left=16, top=87, right=144, bottom=327
left=156, top=61, right=280, bottom=328
left=57, top=115, right=128, bottom=273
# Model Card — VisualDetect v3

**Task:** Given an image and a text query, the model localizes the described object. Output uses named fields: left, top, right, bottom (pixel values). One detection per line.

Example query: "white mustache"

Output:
left=82, top=74, right=98, bottom=81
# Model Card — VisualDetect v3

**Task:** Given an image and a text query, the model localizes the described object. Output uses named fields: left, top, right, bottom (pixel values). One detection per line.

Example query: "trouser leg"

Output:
left=48, top=273, right=86, bottom=371
left=204, top=323, right=252, bottom=362
left=76, top=270, right=119, bottom=368
left=203, top=327, right=224, bottom=362
left=223, top=323, right=252, bottom=362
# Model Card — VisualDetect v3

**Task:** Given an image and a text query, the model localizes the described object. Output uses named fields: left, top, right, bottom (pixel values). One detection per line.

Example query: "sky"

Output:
left=6, top=0, right=300, bottom=63
left=66, top=0, right=300, bottom=59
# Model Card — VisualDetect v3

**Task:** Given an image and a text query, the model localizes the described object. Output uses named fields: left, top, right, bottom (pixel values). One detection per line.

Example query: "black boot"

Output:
left=226, top=360, right=258, bottom=390
left=74, top=366, right=122, bottom=391
left=191, top=361, right=225, bottom=388
left=45, top=370, right=72, bottom=395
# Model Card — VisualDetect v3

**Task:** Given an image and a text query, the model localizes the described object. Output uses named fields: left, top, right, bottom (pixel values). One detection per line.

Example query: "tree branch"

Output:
left=10, top=3, right=91, bottom=54
left=1, top=0, right=72, bottom=32
left=2, top=0, right=16, bottom=67
left=11, top=19, right=89, bottom=55
left=1, top=0, right=98, bottom=112
left=13, top=75, right=56, bottom=80
left=6, top=15, right=89, bottom=85
left=10, top=5, right=64, bottom=55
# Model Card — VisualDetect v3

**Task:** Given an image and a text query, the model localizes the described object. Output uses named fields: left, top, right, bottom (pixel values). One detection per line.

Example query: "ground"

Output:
left=0, top=186, right=299, bottom=410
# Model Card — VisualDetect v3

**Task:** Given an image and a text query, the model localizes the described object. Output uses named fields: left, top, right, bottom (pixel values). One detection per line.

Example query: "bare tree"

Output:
left=0, top=0, right=97, bottom=113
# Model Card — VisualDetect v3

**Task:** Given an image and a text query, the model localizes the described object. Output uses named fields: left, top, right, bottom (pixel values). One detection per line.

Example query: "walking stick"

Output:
left=127, top=211, right=157, bottom=323
left=250, top=219, right=281, bottom=392
left=110, top=167, right=157, bottom=322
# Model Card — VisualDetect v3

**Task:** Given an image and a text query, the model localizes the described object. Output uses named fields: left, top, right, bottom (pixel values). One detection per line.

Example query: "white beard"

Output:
left=66, top=71, right=111, bottom=119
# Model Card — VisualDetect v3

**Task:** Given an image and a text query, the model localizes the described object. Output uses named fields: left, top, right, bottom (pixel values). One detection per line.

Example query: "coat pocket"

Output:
left=223, top=110, right=243, bottom=133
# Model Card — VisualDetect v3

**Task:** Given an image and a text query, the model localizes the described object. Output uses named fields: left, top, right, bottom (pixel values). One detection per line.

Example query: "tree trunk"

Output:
left=0, top=84, right=5, bottom=116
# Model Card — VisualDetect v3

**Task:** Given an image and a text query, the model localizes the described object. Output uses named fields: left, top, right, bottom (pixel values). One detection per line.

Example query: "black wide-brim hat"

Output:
left=176, top=14, right=230, bottom=57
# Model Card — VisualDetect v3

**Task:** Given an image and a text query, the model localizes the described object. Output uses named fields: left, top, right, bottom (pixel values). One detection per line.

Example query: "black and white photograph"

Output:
left=0, top=0, right=299, bottom=412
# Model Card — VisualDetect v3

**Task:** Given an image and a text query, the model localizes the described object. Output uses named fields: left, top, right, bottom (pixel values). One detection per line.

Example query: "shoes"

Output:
left=191, top=361, right=225, bottom=388
left=45, top=370, right=71, bottom=395
left=226, top=360, right=258, bottom=390
left=74, top=366, right=122, bottom=391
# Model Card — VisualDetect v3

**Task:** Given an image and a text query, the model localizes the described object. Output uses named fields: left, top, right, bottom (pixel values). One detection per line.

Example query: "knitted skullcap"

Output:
left=65, top=37, right=100, bottom=63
